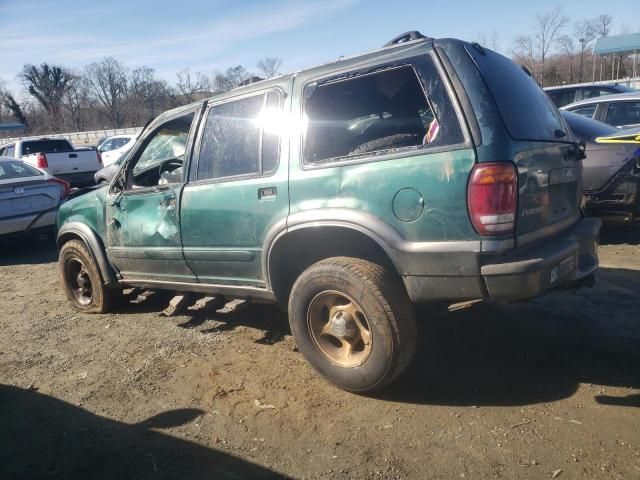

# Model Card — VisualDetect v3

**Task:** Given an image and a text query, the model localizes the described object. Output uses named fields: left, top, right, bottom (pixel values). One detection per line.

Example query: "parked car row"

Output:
left=561, top=92, right=640, bottom=130
left=0, top=134, right=137, bottom=241
left=545, top=83, right=635, bottom=108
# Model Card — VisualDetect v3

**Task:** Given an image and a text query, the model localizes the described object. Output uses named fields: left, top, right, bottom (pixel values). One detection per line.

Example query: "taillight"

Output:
left=36, top=152, right=48, bottom=169
left=96, top=150, right=103, bottom=165
left=48, top=177, right=71, bottom=199
left=467, top=162, right=517, bottom=236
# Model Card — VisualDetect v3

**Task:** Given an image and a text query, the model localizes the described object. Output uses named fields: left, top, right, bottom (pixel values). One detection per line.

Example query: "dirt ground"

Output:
left=1, top=225, right=639, bottom=480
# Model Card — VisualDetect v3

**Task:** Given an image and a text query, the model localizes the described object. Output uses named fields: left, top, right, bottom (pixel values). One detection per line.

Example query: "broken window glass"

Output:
left=303, top=63, right=460, bottom=165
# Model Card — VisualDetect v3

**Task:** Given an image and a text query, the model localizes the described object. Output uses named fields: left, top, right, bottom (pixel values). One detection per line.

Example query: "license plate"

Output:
left=550, top=256, right=574, bottom=284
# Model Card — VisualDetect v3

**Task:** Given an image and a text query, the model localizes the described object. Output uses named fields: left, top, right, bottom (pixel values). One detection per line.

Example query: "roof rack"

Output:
left=383, top=31, right=431, bottom=47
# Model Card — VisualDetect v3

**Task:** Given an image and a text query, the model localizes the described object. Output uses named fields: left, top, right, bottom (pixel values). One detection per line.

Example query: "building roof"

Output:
left=593, top=33, right=640, bottom=56
left=0, top=122, right=26, bottom=131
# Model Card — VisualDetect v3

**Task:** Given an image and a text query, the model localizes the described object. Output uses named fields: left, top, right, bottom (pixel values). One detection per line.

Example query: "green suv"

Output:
left=57, top=32, right=600, bottom=392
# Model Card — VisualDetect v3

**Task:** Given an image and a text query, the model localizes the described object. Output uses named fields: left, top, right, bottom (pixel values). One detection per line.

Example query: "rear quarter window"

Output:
left=466, top=46, right=566, bottom=142
left=303, top=57, right=465, bottom=166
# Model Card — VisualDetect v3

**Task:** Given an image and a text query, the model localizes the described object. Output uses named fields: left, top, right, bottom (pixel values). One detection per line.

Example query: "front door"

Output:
left=180, top=87, right=290, bottom=286
left=105, top=110, right=199, bottom=283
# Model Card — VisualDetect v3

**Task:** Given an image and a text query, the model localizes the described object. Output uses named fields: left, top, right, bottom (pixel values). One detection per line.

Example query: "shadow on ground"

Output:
left=379, top=266, right=640, bottom=407
left=599, top=221, right=640, bottom=246
left=0, top=384, right=288, bottom=480
left=0, top=235, right=58, bottom=266
left=113, top=265, right=640, bottom=409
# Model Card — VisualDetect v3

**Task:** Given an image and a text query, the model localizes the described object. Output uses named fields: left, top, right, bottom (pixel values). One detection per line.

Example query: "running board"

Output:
left=118, top=279, right=276, bottom=302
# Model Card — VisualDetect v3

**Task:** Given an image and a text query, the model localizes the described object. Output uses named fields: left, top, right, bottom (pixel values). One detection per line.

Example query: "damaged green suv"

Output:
left=57, top=32, right=600, bottom=392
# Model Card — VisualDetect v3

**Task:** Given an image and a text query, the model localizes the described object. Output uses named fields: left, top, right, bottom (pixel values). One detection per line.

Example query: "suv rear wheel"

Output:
left=288, top=257, right=416, bottom=392
left=59, top=239, right=121, bottom=313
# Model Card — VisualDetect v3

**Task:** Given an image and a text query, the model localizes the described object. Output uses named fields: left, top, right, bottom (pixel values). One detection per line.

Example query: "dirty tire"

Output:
left=59, top=239, right=120, bottom=314
left=288, top=257, right=416, bottom=393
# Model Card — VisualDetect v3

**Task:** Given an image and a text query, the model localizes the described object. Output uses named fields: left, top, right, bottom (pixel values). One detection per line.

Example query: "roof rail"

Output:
left=384, top=31, right=431, bottom=47
left=237, top=76, right=264, bottom=87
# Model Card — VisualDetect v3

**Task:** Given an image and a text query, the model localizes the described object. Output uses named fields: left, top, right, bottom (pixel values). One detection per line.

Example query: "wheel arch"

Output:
left=57, top=222, right=117, bottom=285
left=266, top=220, right=402, bottom=306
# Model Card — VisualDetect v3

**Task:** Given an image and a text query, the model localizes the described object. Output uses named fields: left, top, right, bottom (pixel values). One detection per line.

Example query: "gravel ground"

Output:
left=1, top=224, right=639, bottom=479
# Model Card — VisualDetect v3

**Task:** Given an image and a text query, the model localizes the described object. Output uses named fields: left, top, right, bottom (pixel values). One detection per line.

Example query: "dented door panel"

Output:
left=106, top=186, right=195, bottom=282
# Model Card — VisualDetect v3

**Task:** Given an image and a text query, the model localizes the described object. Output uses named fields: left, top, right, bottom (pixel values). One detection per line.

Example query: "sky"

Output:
left=1, top=0, right=638, bottom=97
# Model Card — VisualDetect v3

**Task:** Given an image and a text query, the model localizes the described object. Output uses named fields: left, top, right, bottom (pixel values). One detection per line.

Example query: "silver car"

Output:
left=0, top=156, right=69, bottom=239
left=562, top=91, right=640, bottom=129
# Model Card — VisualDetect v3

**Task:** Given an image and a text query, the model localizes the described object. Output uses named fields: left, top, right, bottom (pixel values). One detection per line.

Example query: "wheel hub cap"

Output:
left=307, top=291, right=373, bottom=368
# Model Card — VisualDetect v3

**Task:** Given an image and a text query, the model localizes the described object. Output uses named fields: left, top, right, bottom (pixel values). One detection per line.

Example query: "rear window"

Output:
left=0, top=160, right=43, bottom=180
left=22, top=139, right=72, bottom=155
left=466, top=46, right=566, bottom=142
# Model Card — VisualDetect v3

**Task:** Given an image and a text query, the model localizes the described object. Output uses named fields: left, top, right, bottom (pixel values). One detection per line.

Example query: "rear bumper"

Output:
left=402, top=218, right=601, bottom=303
left=0, top=208, right=58, bottom=238
left=480, top=218, right=601, bottom=301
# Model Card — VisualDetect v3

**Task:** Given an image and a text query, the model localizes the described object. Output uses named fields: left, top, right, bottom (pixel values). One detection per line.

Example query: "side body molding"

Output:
left=262, top=208, right=492, bottom=290
left=57, top=222, right=118, bottom=285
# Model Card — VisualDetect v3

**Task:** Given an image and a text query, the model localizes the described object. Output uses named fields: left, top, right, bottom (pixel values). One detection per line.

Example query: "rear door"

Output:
left=465, top=46, right=582, bottom=240
left=180, top=86, right=290, bottom=286
left=603, top=101, right=640, bottom=129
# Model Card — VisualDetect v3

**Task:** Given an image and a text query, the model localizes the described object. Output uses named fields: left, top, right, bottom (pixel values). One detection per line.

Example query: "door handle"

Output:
left=258, top=187, right=277, bottom=199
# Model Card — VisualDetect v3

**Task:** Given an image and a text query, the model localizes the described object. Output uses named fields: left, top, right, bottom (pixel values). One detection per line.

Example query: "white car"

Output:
left=0, top=156, right=69, bottom=239
left=98, top=135, right=137, bottom=166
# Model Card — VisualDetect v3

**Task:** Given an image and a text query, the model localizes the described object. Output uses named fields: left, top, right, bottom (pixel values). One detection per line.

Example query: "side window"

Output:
left=568, top=105, right=597, bottom=119
left=606, top=102, right=640, bottom=127
left=548, top=90, right=576, bottom=107
left=6, top=145, right=15, bottom=157
left=100, top=139, right=113, bottom=152
left=303, top=62, right=463, bottom=165
left=197, top=90, right=282, bottom=181
left=126, top=112, right=195, bottom=189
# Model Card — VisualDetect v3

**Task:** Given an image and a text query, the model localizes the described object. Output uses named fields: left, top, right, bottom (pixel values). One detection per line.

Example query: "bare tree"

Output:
left=0, top=88, right=29, bottom=132
left=512, top=35, right=537, bottom=76
left=557, top=35, right=577, bottom=83
left=534, top=7, right=568, bottom=86
left=594, top=14, right=613, bottom=37
left=256, top=57, right=283, bottom=78
left=21, top=63, right=73, bottom=130
left=130, top=66, right=169, bottom=122
left=173, top=69, right=210, bottom=104
left=61, top=73, right=89, bottom=131
left=490, top=29, right=500, bottom=52
left=212, top=66, right=251, bottom=93
left=574, top=19, right=597, bottom=82
left=85, top=57, right=129, bottom=127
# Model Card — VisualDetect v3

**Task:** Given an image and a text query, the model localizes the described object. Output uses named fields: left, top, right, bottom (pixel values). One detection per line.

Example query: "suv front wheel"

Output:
left=59, top=239, right=121, bottom=313
left=288, top=257, right=416, bottom=392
